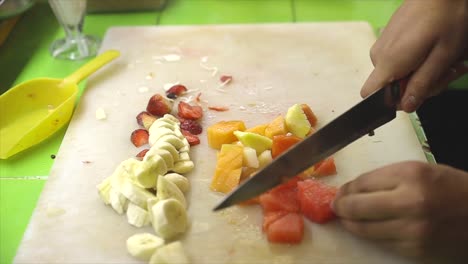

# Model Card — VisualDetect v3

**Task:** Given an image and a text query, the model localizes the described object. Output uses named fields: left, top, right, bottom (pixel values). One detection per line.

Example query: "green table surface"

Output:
left=0, top=0, right=459, bottom=263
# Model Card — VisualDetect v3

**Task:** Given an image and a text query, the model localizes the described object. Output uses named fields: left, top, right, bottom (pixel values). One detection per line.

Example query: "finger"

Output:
left=334, top=191, right=402, bottom=220
left=360, top=67, right=394, bottom=98
left=341, top=219, right=406, bottom=240
left=337, top=166, right=401, bottom=197
left=401, top=44, right=457, bottom=112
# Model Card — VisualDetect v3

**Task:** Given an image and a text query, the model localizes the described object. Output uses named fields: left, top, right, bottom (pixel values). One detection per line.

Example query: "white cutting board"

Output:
left=15, top=23, right=428, bottom=264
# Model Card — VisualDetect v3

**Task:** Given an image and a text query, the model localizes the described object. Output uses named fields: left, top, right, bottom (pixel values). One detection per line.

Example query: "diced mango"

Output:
left=246, top=124, right=268, bottom=136
left=210, top=144, right=244, bottom=193
left=265, top=115, right=287, bottom=139
left=207, top=121, right=246, bottom=149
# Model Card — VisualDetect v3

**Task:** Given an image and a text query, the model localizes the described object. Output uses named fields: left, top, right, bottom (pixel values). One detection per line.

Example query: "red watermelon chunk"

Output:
left=314, top=157, right=337, bottom=177
left=263, top=211, right=289, bottom=232
left=265, top=212, right=304, bottom=244
left=259, top=178, right=300, bottom=213
left=297, top=179, right=338, bottom=224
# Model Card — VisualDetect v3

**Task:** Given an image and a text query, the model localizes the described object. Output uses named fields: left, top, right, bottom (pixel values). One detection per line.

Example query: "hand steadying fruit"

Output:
left=332, top=1, right=468, bottom=262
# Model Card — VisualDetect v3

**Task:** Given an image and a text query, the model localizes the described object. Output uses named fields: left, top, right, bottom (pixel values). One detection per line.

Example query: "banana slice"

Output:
left=150, top=121, right=177, bottom=131
left=164, top=173, right=189, bottom=193
left=243, top=147, right=259, bottom=168
left=147, top=197, right=159, bottom=212
left=150, top=198, right=188, bottom=240
left=172, top=161, right=194, bottom=174
left=97, top=177, right=112, bottom=205
left=156, top=175, right=186, bottom=208
left=154, top=142, right=179, bottom=163
left=149, top=127, right=177, bottom=146
left=126, top=202, right=151, bottom=228
left=109, top=188, right=128, bottom=214
left=145, top=148, right=174, bottom=170
left=173, top=128, right=184, bottom=140
left=149, top=241, right=190, bottom=264
left=158, top=134, right=185, bottom=150
left=126, top=233, right=164, bottom=261
left=161, top=114, right=180, bottom=124
left=120, top=178, right=156, bottom=209
left=258, top=150, right=273, bottom=169
left=178, top=152, right=190, bottom=162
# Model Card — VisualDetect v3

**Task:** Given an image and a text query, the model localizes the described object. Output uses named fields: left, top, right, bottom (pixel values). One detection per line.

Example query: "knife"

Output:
left=213, top=80, right=406, bottom=211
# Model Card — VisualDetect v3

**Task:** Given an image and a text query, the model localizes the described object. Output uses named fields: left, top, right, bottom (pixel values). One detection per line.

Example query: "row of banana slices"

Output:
left=97, top=114, right=193, bottom=263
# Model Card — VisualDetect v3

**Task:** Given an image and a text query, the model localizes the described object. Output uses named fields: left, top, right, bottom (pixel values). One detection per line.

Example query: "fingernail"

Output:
left=403, top=95, right=418, bottom=112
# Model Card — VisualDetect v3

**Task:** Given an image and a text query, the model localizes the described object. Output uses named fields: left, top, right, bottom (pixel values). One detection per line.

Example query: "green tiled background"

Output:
left=4, top=0, right=458, bottom=263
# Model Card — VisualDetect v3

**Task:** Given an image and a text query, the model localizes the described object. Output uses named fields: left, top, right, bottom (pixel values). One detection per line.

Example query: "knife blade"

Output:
left=213, top=80, right=404, bottom=211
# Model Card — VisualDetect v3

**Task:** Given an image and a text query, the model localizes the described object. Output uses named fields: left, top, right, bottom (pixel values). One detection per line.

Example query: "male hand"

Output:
left=332, top=161, right=468, bottom=262
left=361, top=0, right=468, bottom=112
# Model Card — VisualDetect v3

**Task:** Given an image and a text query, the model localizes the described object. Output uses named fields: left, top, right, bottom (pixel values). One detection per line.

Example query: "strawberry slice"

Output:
left=208, top=106, right=229, bottom=112
left=220, top=75, right=232, bottom=83
left=136, top=111, right=157, bottom=130
left=136, top=149, right=149, bottom=159
left=146, top=94, right=173, bottom=117
left=166, top=84, right=188, bottom=99
left=178, top=101, right=203, bottom=120
left=179, top=119, right=202, bottom=135
left=130, top=129, right=149, bottom=147
left=181, top=129, right=200, bottom=146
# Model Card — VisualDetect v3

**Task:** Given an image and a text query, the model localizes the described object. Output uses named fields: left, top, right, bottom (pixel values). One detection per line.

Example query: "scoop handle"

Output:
left=63, top=50, right=120, bottom=85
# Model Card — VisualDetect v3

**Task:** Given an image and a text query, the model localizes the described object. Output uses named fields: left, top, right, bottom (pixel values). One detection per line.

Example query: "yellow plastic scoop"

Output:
left=0, top=50, right=120, bottom=159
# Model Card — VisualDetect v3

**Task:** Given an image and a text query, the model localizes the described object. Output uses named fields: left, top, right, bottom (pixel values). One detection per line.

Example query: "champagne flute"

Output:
left=48, top=0, right=100, bottom=60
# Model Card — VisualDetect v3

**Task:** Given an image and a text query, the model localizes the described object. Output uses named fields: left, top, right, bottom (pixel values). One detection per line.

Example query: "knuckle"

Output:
left=409, top=78, right=430, bottom=95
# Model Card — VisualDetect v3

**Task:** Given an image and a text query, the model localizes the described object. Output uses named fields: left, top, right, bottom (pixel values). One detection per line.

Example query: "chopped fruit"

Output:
left=146, top=94, right=173, bottom=117
left=178, top=101, right=203, bottom=120
left=258, top=150, right=273, bottom=168
left=181, top=130, right=200, bottom=146
left=220, top=75, right=232, bottom=83
left=259, top=178, right=300, bottom=213
left=271, top=135, right=302, bottom=159
left=208, top=106, right=229, bottom=112
left=246, top=124, right=268, bottom=136
left=285, top=104, right=312, bottom=138
left=243, top=147, right=259, bottom=168
left=131, top=129, right=149, bottom=147
left=301, top=104, right=318, bottom=127
left=207, top=120, right=246, bottom=149
left=96, top=107, right=107, bottom=120
left=299, top=165, right=316, bottom=178
left=210, top=144, right=243, bottom=193
left=264, top=115, right=287, bottom=139
left=126, top=233, right=164, bottom=261
left=179, top=119, right=202, bottom=135
left=297, top=179, right=337, bottom=224
left=136, top=149, right=149, bottom=159
left=313, top=157, right=337, bottom=177
left=136, top=111, right=157, bottom=130
left=166, top=84, right=188, bottom=99
left=263, top=211, right=288, bottom=232
left=239, top=196, right=260, bottom=206
left=265, top=212, right=304, bottom=244
left=233, top=131, right=272, bottom=155
left=150, top=198, right=188, bottom=239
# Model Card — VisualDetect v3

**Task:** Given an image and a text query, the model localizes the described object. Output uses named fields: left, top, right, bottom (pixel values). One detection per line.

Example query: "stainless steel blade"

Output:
left=214, top=82, right=401, bottom=211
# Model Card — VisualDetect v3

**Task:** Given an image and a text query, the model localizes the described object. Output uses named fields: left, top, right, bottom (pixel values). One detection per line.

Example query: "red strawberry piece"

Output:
left=208, top=106, right=229, bottom=112
left=220, top=75, right=232, bottom=83
left=136, top=111, right=157, bottom=130
left=130, top=129, right=149, bottom=147
left=180, top=119, right=202, bottom=135
left=178, top=101, right=203, bottom=120
left=136, top=149, right=149, bottom=159
left=166, top=84, right=188, bottom=99
left=181, top=129, right=200, bottom=146
left=146, top=94, right=173, bottom=117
